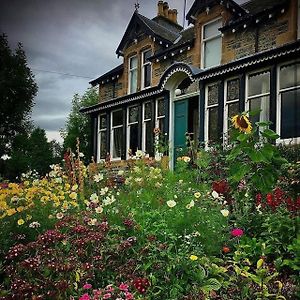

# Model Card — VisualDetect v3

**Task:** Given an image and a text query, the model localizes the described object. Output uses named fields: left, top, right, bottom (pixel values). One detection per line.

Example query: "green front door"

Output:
left=174, top=99, right=188, bottom=163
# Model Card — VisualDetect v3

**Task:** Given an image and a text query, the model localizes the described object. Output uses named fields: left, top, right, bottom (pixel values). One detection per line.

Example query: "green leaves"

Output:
left=261, top=129, right=280, bottom=140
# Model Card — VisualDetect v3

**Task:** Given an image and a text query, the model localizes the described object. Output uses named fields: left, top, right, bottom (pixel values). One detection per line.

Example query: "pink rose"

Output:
left=79, top=293, right=91, bottom=300
left=83, top=283, right=92, bottom=289
left=119, top=283, right=129, bottom=292
left=231, top=228, right=244, bottom=237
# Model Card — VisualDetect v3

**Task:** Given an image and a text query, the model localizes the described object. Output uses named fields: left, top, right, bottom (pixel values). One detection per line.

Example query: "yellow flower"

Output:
left=194, top=192, right=201, bottom=199
left=26, top=214, right=32, bottom=220
left=190, top=255, right=198, bottom=261
left=69, top=192, right=77, bottom=200
left=71, top=184, right=78, bottom=191
left=231, top=114, right=252, bottom=134
left=7, top=208, right=17, bottom=216
left=220, top=209, right=229, bottom=217
left=16, top=206, right=24, bottom=213
left=17, top=219, right=25, bottom=225
left=167, top=200, right=176, bottom=208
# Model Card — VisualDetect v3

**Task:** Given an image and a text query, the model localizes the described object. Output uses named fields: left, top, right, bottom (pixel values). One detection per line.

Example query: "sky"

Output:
left=0, top=0, right=247, bottom=144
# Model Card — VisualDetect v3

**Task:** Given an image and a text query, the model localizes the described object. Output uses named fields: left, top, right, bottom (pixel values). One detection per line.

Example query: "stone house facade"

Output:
left=81, top=0, right=300, bottom=167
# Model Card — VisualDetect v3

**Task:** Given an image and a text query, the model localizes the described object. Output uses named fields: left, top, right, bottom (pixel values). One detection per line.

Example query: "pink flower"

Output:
left=231, top=228, right=244, bottom=237
left=103, top=293, right=112, bottom=299
left=119, top=283, right=129, bottom=292
left=79, top=293, right=91, bottom=300
left=83, top=283, right=92, bottom=289
left=125, top=292, right=134, bottom=300
left=105, top=285, right=114, bottom=293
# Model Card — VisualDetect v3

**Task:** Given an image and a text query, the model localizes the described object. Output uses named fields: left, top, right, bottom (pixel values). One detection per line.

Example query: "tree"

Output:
left=61, top=87, right=98, bottom=160
left=0, top=33, right=38, bottom=158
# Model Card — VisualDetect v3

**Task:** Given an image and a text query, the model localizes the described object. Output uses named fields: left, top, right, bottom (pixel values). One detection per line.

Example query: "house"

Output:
left=81, top=0, right=300, bottom=168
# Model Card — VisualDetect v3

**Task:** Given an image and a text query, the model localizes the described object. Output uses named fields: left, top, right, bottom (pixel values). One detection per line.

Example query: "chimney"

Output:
left=157, top=0, right=164, bottom=16
left=171, top=9, right=178, bottom=23
left=163, top=2, right=169, bottom=18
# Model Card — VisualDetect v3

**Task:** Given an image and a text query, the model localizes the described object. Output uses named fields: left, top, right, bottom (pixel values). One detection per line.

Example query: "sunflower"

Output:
left=231, top=114, right=252, bottom=134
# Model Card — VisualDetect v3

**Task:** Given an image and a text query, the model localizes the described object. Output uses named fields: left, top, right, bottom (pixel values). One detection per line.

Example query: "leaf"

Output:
left=244, top=148, right=268, bottom=163
left=237, top=134, right=249, bottom=142
left=229, top=162, right=251, bottom=182
left=201, top=278, right=222, bottom=292
left=257, top=258, right=264, bottom=269
left=261, top=129, right=279, bottom=140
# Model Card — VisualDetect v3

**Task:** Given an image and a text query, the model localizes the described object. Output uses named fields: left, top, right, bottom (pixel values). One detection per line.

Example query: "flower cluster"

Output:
left=133, top=278, right=150, bottom=294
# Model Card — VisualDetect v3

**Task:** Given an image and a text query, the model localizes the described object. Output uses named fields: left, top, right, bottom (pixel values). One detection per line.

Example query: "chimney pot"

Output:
left=172, top=9, right=178, bottom=23
left=157, top=0, right=164, bottom=17
left=163, top=2, right=169, bottom=18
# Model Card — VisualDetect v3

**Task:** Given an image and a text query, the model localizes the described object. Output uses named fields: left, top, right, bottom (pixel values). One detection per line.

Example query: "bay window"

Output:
left=278, top=62, right=300, bottom=141
left=111, top=110, right=123, bottom=160
left=129, top=55, right=138, bottom=94
left=202, top=19, right=222, bottom=68
left=98, top=114, right=107, bottom=161
left=127, top=105, right=139, bottom=157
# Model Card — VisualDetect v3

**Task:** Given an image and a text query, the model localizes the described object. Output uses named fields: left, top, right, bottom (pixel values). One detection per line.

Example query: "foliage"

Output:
left=61, top=87, right=98, bottom=161
left=0, top=33, right=38, bottom=159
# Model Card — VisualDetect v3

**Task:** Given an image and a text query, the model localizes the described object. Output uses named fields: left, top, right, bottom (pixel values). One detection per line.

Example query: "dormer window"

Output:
left=129, top=55, right=138, bottom=93
left=142, top=49, right=152, bottom=89
left=202, top=18, right=222, bottom=68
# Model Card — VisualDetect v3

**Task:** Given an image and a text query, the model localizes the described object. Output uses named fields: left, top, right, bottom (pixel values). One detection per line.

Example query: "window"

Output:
left=142, top=102, right=153, bottom=156
left=224, top=78, right=240, bottom=139
left=111, top=110, right=123, bottom=160
left=156, top=98, right=165, bottom=133
left=127, top=105, right=139, bottom=157
left=202, top=19, right=222, bottom=68
left=278, top=62, right=300, bottom=141
left=205, top=82, right=219, bottom=143
left=142, top=49, right=152, bottom=89
left=98, top=114, right=107, bottom=161
left=129, top=56, right=138, bottom=94
left=246, top=70, right=270, bottom=125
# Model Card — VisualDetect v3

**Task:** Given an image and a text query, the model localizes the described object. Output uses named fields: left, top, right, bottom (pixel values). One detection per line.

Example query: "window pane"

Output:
left=158, top=117, right=165, bottom=133
left=129, top=124, right=139, bottom=155
left=248, top=71, right=270, bottom=96
left=113, top=127, right=123, bottom=158
left=100, top=131, right=107, bottom=159
left=208, top=107, right=218, bottom=142
left=204, top=19, right=222, bottom=39
left=100, top=115, right=107, bottom=130
left=143, top=49, right=151, bottom=63
left=227, top=102, right=240, bottom=128
left=280, top=63, right=300, bottom=90
left=249, top=96, right=270, bottom=124
left=204, top=37, right=221, bottom=68
left=208, top=83, right=219, bottom=106
left=145, top=121, right=153, bottom=156
left=144, top=102, right=152, bottom=120
left=281, top=89, right=300, bottom=139
left=112, top=110, right=123, bottom=127
left=157, top=99, right=165, bottom=117
left=227, top=79, right=240, bottom=101
left=129, top=106, right=139, bottom=123
left=130, top=56, right=137, bottom=69
left=144, top=64, right=151, bottom=88
left=130, top=69, right=137, bottom=93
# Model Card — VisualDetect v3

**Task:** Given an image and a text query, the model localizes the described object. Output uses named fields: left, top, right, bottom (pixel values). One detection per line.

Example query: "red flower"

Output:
left=212, top=180, right=230, bottom=195
left=231, top=228, right=244, bottom=237
left=133, top=277, right=150, bottom=294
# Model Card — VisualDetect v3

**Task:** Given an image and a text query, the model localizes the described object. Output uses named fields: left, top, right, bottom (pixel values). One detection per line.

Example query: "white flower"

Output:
left=103, top=195, right=116, bottom=206
left=174, top=195, right=178, bottom=199
left=56, top=212, right=64, bottom=219
left=88, top=218, right=97, bottom=225
left=178, top=179, right=184, bottom=184
left=135, top=177, right=143, bottom=183
left=55, top=177, right=62, bottom=184
left=100, top=187, right=109, bottom=195
left=117, top=170, right=124, bottom=176
left=90, top=193, right=99, bottom=203
left=29, top=221, right=41, bottom=228
left=95, top=206, right=103, bottom=214
left=135, top=149, right=145, bottom=159
left=220, top=209, right=229, bottom=217
left=79, top=152, right=84, bottom=157
left=93, top=173, right=104, bottom=182
left=186, top=200, right=195, bottom=209
left=167, top=200, right=176, bottom=208
left=212, top=190, right=219, bottom=199
left=182, top=156, right=191, bottom=163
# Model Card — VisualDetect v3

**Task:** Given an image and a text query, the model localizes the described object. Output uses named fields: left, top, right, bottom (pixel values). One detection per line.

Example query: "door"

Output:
left=174, top=99, right=188, bottom=163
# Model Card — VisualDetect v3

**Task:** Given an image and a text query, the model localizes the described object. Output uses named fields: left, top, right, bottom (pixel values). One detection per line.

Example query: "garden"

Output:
left=0, top=114, right=299, bottom=300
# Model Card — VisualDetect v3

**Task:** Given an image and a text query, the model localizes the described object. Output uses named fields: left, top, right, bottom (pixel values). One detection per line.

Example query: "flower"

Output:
left=17, top=219, right=25, bottom=226
left=186, top=200, right=195, bottom=209
left=95, top=206, right=103, bottom=214
left=212, top=190, right=220, bottom=199
left=90, top=193, right=99, bottom=203
left=69, top=192, right=77, bottom=200
left=190, top=255, right=198, bottom=261
left=56, top=212, right=64, bottom=219
left=212, top=180, right=230, bottom=195
left=93, top=173, right=104, bottom=182
left=83, top=283, right=92, bottom=289
left=125, top=292, right=134, bottom=300
left=194, top=192, right=201, bottom=199
left=119, top=283, right=129, bottom=292
left=79, top=293, right=90, bottom=300
left=222, top=246, right=231, bottom=254
left=71, top=184, right=78, bottom=191
left=220, top=209, right=229, bottom=217
left=232, top=114, right=252, bottom=133
left=103, top=293, right=112, bottom=299
left=88, top=218, right=97, bottom=226
left=231, top=228, right=244, bottom=237
left=167, top=200, right=176, bottom=208
left=135, top=149, right=144, bottom=159
left=29, top=221, right=41, bottom=228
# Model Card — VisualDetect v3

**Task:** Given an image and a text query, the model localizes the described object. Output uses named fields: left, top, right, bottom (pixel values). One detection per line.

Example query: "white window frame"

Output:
left=245, top=68, right=271, bottom=125
left=223, top=77, right=240, bottom=143
left=141, top=49, right=152, bottom=90
left=276, top=60, right=300, bottom=145
left=97, top=113, right=107, bottom=163
left=128, top=55, right=138, bottom=94
left=110, top=109, right=123, bottom=161
left=126, top=105, right=139, bottom=159
left=204, top=82, right=219, bottom=147
left=142, top=101, right=152, bottom=154
left=201, top=18, right=222, bottom=69
left=155, top=98, right=165, bottom=130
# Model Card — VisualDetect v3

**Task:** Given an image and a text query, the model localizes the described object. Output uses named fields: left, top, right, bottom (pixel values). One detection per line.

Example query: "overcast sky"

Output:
left=0, top=0, right=246, bottom=143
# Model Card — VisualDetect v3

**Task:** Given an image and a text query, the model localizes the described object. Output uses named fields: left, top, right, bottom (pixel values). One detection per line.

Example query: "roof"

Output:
left=116, top=12, right=180, bottom=56
left=242, top=0, right=287, bottom=14
left=89, top=64, right=123, bottom=86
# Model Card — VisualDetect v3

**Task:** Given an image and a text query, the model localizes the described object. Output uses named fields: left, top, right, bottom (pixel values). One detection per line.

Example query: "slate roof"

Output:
left=242, top=0, right=288, bottom=14
left=89, top=64, right=123, bottom=86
